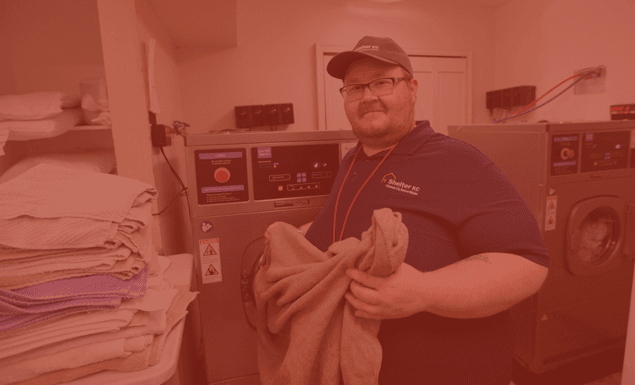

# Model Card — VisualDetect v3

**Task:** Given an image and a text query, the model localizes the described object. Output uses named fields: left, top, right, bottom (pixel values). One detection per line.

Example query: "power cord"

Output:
left=152, top=122, right=193, bottom=219
left=494, top=69, right=597, bottom=123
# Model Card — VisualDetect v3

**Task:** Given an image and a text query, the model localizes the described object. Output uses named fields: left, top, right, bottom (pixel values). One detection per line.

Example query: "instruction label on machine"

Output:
left=199, top=238, right=222, bottom=284
left=545, top=195, right=557, bottom=231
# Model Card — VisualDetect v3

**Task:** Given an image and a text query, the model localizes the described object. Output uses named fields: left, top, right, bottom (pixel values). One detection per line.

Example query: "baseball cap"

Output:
left=326, top=36, right=413, bottom=80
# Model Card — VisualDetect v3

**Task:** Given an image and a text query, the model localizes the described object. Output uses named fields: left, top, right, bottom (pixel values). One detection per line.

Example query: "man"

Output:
left=302, top=36, right=550, bottom=385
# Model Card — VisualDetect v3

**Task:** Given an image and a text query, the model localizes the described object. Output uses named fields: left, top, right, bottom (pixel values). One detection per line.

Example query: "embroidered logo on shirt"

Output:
left=381, top=173, right=420, bottom=196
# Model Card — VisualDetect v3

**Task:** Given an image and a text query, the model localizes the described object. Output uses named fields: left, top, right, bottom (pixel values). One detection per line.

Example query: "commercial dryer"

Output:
left=184, top=130, right=357, bottom=385
left=448, top=121, right=635, bottom=377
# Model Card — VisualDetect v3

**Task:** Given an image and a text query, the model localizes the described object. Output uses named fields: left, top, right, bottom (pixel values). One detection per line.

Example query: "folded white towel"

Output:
left=0, top=92, right=80, bottom=121
left=0, top=163, right=157, bottom=223
left=3, top=108, right=83, bottom=141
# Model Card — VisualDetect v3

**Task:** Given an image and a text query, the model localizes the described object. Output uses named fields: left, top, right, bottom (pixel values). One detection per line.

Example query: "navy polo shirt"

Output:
left=305, top=121, right=550, bottom=385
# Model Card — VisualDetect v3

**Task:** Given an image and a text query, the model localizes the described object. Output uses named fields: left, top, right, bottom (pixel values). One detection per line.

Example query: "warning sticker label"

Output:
left=199, top=238, right=222, bottom=283
left=205, top=263, right=220, bottom=276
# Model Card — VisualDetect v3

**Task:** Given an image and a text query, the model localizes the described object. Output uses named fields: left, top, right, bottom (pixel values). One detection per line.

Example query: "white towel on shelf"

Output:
left=0, top=92, right=80, bottom=121
left=3, top=108, right=84, bottom=141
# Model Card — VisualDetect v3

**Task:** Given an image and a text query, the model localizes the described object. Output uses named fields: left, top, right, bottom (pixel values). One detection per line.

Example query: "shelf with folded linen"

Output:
left=0, top=164, right=198, bottom=385
left=0, top=91, right=113, bottom=156
left=70, top=124, right=112, bottom=131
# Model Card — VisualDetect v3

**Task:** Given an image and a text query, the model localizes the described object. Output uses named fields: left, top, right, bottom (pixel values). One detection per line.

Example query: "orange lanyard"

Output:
left=333, top=144, right=397, bottom=243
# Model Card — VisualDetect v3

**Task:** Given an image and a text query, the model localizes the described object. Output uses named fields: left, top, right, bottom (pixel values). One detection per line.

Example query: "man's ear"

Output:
left=410, top=78, right=418, bottom=104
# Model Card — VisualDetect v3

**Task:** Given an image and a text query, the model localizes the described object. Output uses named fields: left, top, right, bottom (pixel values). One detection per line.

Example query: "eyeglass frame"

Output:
left=339, top=77, right=408, bottom=101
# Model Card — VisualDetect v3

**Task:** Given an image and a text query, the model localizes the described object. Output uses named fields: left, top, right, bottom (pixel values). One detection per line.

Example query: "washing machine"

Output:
left=183, top=130, right=358, bottom=385
left=448, top=121, right=635, bottom=378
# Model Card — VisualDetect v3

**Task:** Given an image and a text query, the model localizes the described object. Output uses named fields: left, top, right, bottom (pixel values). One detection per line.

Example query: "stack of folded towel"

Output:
left=0, top=164, right=197, bottom=385
left=0, top=92, right=84, bottom=155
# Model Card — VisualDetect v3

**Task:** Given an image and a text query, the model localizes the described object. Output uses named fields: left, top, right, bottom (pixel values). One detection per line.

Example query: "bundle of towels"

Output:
left=0, top=163, right=197, bottom=385
left=255, top=208, right=409, bottom=385
left=0, top=92, right=85, bottom=156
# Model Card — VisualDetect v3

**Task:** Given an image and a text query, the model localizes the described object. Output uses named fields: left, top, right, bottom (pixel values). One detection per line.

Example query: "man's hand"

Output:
left=344, top=263, right=427, bottom=320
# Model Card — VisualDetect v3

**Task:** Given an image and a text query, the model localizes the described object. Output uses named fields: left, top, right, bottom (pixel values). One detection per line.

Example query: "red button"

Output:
left=214, top=167, right=230, bottom=183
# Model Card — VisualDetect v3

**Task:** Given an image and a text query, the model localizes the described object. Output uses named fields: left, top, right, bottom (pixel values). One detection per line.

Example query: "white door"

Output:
left=322, top=54, right=468, bottom=136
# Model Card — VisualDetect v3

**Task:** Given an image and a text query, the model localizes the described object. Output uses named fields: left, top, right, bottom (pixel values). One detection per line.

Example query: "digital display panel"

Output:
left=251, top=144, right=340, bottom=200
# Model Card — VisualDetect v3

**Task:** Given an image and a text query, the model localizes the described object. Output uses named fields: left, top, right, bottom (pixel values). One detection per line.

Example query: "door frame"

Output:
left=314, top=43, right=473, bottom=131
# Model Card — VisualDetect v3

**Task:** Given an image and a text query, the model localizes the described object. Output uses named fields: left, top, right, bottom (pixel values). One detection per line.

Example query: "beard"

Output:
left=348, top=101, right=414, bottom=148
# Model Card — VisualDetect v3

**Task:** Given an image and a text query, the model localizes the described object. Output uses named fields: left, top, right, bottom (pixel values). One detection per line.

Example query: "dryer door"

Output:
left=566, top=196, right=626, bottom=276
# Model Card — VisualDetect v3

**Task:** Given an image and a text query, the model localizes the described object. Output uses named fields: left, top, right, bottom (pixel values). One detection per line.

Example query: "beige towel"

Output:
left=0, top=339, right=132, bottom=385
left=0, top=311, right=162, bottom=368
left=0, top=163, right=156, bottom=223
left=255, top=208, right=408, bottom=385
left=0, top=246, right=132, bottom=277
left=9, top=286, right=197, bottom=385
left=0, top=216, right=119, bottom=250
left=0, top=309, right=136, bottom=360
left=0, top=245, right=118, bottom=262
left=0, top=257, right=147, bottom=290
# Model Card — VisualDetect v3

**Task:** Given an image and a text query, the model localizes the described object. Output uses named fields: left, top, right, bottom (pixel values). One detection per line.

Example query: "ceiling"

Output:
left=144, top=0, right=237, bottom=49
left=144, top=0, right=511, bottom=49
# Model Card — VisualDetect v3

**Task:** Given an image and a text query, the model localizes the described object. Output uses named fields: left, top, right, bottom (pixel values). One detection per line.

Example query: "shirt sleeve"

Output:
left=455, top=163, right=550, bottom=268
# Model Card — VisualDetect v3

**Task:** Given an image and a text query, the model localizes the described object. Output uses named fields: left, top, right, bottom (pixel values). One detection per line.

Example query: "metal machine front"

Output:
left=184, top=130, right=357, bottom=385
left=448, top=121, right=635, bottom=378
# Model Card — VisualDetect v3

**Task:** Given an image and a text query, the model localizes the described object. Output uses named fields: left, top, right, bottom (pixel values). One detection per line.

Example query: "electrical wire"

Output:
left=493, top=70, right=596, bottom=123
left=516, top=72, right=592, bottom=115
left=152, top=147, right=192, bottom=220
left=153, top=187, right=187, bottom=216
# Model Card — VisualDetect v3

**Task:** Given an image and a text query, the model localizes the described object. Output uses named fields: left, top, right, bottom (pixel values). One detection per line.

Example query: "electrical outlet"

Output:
left=574, top=66, right=606, bottom=95
left=265, top=104, right=280, bottom=125
left=235, top=106, right=252, bottom=128
left=251, top=105, right=266, bottom=126
left=280, top=103, right=294, bottom=124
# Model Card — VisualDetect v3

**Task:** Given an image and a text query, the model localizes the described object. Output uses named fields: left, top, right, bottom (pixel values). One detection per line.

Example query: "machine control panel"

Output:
left=581, top=130, right=630, bottom=172
left=195, top=148, right=249, bottom=205
left=251, top=143, right=340, bottom=200
left=551, top=130, right=631, bottom=175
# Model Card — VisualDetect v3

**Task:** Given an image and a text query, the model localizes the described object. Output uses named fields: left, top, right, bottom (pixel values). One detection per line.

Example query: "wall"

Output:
left=135, top=0, right=191, bottom=257
left=176, top=0, right=498, bottom=134
left=493, top=0, right=635, bottom=122
left=0, top=0, right=105, bottom=96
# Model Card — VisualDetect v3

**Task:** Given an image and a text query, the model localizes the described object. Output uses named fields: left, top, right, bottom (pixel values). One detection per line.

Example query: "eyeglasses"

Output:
left=339, top=77, right=407, bottom=101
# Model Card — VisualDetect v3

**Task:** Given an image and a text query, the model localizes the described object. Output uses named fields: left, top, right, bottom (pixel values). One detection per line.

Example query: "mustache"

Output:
left=358, top=102, right=386, bottom=116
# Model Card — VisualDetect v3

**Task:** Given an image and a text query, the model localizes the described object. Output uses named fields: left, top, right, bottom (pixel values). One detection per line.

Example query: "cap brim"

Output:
left=326, top=51, right=402, bottom=80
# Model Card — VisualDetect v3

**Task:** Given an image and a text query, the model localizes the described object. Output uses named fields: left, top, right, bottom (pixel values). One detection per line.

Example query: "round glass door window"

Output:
left=570, top=207, right=619, bottom=265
